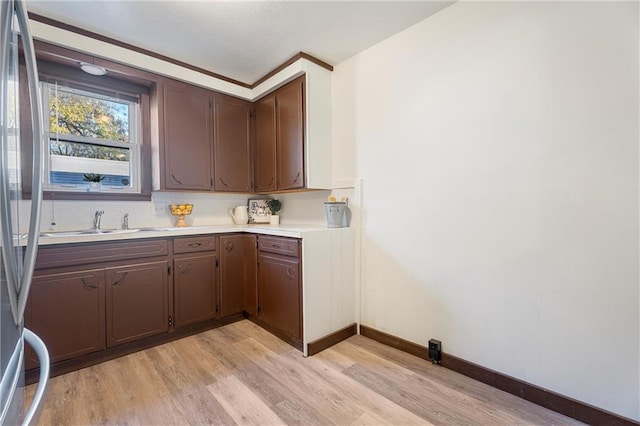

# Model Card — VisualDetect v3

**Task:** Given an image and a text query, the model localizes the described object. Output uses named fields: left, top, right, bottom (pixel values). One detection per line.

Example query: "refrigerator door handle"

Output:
left=0, top=0, right=21, bottom=325
left=0, top=339, right=23, bottom=424
left=14, top=0, right=44, bottom=323
left=22, top=329, right=49, bottom=425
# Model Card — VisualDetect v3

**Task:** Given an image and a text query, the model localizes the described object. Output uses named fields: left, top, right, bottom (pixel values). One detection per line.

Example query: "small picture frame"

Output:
left=248, top=199, right=271, bottom=223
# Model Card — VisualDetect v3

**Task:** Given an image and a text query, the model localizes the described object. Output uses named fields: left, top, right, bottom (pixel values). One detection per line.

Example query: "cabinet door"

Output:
left=258, top=253, right=301, bottom=339
left=243, top=235, right=258, bottom=316
left=163, top=81, right=212, bottom=190
left=219, top=235, right=245, bottom=316
left=105, top=260, right=169, bottom=347
left=213, top=95, right=252, bottom=192
left=25, top=269, right=105, bottom=367
left=255, top=95, right=277, bottom=192
left=174, top=254, right=217, bottom=328
left=276, top=77, right=305, bottom=190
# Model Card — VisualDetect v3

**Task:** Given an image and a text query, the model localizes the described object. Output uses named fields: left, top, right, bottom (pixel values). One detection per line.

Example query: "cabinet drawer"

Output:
left=35, top=239, right=169, bottom=270
left=258, top=236, right=300, bottom=258
left=173, top=236, right=217, bottom=254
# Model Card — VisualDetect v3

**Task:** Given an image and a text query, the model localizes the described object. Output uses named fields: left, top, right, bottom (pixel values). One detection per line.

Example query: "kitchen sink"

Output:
left=39, top=229, right=144, bottom=237
left=35, top=226, right=211, bottom=238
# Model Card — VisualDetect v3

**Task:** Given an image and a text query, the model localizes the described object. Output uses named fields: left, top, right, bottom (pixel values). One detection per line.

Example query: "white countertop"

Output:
left=29, top=223, right=345, bottom=246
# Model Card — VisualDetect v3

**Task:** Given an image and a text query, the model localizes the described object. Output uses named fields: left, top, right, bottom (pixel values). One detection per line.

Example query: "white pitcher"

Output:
left=229, top=205, right=249, bottom=224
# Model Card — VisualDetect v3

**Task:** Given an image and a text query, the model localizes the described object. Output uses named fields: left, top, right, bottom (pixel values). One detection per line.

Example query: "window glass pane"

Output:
left=49, top=85, right=130, bottom=143
left=7, top=72, right=20, bottom=189
left=50, top=139, right=130, bottom=161
left=49, top=139, right=132, bottom=188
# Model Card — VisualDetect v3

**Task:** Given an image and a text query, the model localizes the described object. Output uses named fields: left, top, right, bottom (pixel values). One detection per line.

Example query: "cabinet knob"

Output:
left=286, top=268, right=295, bottom=279
left=225, top=241, right=234, bottom=252
left=112, top=271, right=128, bottom=287
left=80, top=277, right=98, bottom=290
left=179, top=263, right=192, bottom=275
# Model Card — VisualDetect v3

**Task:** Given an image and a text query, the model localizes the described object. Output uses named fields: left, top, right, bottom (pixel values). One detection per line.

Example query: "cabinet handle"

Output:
left=286, top=268, right=295, bottom=280
left=293, top=172, right=301, bottom=184
left=219, top=177, right=229, bottom=187
left=272, top=243, right=281, bottom=249
left=268, top=177, right=274, bottom=187
left=180, top=263, right=192, bottom=275
left=80, top=277, right=98, bottom=290
left=112, top=272, right=128, bottom=287
left=171, top=174, right=183, bottom=185
left=225, top=241, right=234, bottom=252
left=187, top=242, right=203, bottom=247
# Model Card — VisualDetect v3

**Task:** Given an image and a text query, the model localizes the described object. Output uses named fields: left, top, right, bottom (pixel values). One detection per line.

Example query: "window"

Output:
left=41, top=80, right=141, bottom=193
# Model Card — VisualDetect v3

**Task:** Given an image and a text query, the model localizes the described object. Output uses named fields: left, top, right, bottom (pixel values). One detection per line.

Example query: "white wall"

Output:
left=333, top=1, right=639, bottom=420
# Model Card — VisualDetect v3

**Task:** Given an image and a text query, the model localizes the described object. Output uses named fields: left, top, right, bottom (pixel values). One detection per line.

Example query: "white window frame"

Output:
left=41, top=81, right=141, bottom=194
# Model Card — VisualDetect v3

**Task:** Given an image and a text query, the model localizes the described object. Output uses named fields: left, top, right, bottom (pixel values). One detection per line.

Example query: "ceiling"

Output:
left=25, top=1, right=453, bottom=86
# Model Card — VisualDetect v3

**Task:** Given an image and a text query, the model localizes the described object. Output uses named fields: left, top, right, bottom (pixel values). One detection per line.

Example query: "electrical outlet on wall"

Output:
left=153, top=204, right=166, bottom=215
left=429, top=339, right=442, bottom=364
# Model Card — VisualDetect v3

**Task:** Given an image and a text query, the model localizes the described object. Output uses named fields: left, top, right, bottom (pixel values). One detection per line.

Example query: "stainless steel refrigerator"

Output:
left=0, top=0, right=50, bottom=424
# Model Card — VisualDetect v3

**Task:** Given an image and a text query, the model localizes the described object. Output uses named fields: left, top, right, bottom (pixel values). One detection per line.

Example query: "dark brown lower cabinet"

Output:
left=258, top=252, right=301, bottom=340
left=25, top=233, right=305, bottom=376
left=105, top=260, right=169, bottom=347
left=243, top=235, right=258, bottom=316
left=25, top=268, right=106, bottom=368
left=173, top=253, right=218, bottom=328
left=219, top=235, right=245, bottom=316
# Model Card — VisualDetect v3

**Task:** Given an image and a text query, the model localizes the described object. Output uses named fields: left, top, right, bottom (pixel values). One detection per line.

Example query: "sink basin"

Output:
left=36, top=227, right=202, bottom=238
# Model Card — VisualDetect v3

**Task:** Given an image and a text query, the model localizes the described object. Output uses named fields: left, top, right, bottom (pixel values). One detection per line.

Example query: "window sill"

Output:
left=25, top=190, right=152, bottom=202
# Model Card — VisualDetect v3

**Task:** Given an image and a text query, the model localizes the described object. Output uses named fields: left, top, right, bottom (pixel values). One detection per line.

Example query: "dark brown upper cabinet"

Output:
left=255, top=75, right=305, bottom=193
left=213, top=95, right=253, bottom=192
left=162, top=80, right=213, bottom=191
left=160, top=79, right=254, bottom=193
left=255, top=96, right=277, bottom=192
left=276, top=77, right=305, bottom=190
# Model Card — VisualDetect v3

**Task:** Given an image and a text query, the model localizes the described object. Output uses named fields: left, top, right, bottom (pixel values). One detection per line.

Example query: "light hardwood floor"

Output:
left=25, top=320, right=581, bottom=425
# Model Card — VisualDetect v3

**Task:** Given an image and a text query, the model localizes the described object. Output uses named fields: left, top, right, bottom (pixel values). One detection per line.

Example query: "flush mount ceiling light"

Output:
left=79, top=62, right=107, bottom=76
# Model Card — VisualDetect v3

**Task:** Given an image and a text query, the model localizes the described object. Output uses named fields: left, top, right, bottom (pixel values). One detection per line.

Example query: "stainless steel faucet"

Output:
left=93, top=210, right=104, bottom=230
left=122, top=213, right=129, bottom=230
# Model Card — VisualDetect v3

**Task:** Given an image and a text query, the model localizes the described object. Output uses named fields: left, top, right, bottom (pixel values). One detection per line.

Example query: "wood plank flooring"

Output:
left=25, top=320, right=581, bottom=425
